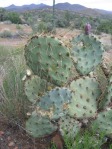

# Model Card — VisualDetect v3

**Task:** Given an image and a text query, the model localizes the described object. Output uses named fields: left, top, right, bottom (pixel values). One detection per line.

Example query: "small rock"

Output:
left=0, top=138, right=3, bottom=141
left=13, top=147, right=18, bottom=149
left=0, top=131, right=4, bottom=137
left=7, top=136, right=11, bottom=141
left=8, top=141, right=15, bottom=147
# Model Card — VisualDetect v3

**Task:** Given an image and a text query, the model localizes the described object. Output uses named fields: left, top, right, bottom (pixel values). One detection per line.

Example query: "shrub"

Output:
left=3, top=20, right=12, bottom=24
left=6, top=12, right=22, bottom=24
left=97, top=20, right=112, bottom=34
left=34, top=21, right=54, bottom=33
left=0, top=29, right=12, bottom=38
left=0, top=8, right=7, bottom=21
left=16, top=24, right=22, bottom=30
left=46, top=22, right=53, bottom=32
left=37, top=21, right=47, bottom=33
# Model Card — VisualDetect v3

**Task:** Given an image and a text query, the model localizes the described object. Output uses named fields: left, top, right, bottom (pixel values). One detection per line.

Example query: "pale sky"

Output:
left=0, top=0, right=112, bottom=11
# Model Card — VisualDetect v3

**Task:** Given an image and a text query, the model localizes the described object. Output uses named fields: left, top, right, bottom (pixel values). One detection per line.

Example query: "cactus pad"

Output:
left=91, top=108, right=112, bottom=137
left=24, top=35, right=73, bottom=86
left=104, top=75, right=112, bottom=107
left=24, top=75, right=50, bottom=103
left=26, top=114, right=57, bottom=138
left=71, top=34, right=104, bottom=75
left=68, top=77, right=101, bottom=118
left=38, top=87, right=72, bottom=120
left=59, top=115, right=81, bottom=138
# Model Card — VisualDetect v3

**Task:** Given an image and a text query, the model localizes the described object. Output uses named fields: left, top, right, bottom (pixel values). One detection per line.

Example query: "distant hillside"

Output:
left=95, top=9, right=112, bottom=14
left=5, top=3, right=50, bottom=12
left=4, top=2, right=112, bottom=15
left=55, top=2, right=86, bottom=11
left=80, top=8, right=101, bottom=16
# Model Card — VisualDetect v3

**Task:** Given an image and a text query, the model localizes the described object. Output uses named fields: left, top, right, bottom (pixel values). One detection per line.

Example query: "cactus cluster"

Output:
left=23, top=33, right=112, bottom=142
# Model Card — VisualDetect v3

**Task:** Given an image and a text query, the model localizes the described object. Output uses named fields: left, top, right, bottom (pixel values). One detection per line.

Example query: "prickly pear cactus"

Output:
left=91, top=108, right=112, bottom=137
left=24, top=75, right=55, bottom=103
left=26, top=114, right=57, bottom=138
left=38, top=87, right=72, bottom=120
left=104, top=74, right=112, bottom=107
left=71, top=34, right=104, bottom=75
left=68, top=76, right=101, bottom=118
left=24, top=35, right=73, bottom=86
left=23, top=32, right=111, bottom=141
left=24, top=75, right=48, bottom=103
left=59, top=115, right=81, bottom=138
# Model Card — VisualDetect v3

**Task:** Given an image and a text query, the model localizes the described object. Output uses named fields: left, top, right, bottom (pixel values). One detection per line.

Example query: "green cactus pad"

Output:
left=38, top=87, right=72, bottom=120
left=24, top=75, right=49, bottom=103
left=71, top=34, right=104, bottom=75
left=26, top=114, right=57, bottom=138
left=91, top=108, right=112, bottom=137
left=104, top=75, right=112, bottom=107
left=68, top=77, right=101, bottom=118
left=59, top=115, right=81, bottom=138
left=24, top=75, right=54, bottom=103
left=24, top=35, right=73, bottom=86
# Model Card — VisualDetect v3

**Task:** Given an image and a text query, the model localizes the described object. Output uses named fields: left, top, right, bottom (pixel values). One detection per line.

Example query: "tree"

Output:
left=0, top=8, right=6, bottom=21
left=6, top=12, right=22, bottom=24
left=64, top=10, right=71, bottom=27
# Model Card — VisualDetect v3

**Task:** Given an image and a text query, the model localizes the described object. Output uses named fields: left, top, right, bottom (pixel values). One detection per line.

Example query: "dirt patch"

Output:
left=103, top=50, right=112, bottom=64
left=56, top=28, right=81, bottom=39
left=0, top=23, right=32, bottom=34
left=98, top=33, right=112, bottom=46
left=0, top=115, right=64, bottom=149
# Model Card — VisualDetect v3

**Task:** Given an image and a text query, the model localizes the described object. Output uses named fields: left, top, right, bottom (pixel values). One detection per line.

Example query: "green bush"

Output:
left=35, top=21, right=53, bottom=33
left=16, top=24, right=22, bottom=30
left=97, top=20, right=112, bottom=34
left=0, top=8, right=7, bottom=21
left=0, top=29, right=12, bottom=38
left=46, top=22, right=53, bottom=32
left=6, top=12, right=22, bottom=24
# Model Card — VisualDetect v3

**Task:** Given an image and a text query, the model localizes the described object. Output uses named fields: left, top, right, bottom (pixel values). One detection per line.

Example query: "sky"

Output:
left=0, top=0, right=112, bottom=11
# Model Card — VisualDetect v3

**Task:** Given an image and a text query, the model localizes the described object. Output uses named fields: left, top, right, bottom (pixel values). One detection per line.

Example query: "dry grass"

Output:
left=0, top=23, right=32, bottom=46
left=55, top=28, right=81, bottom=39
left=98, top=33, right=112, bottom=46
left=0, top=38, right=27, bottom=47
